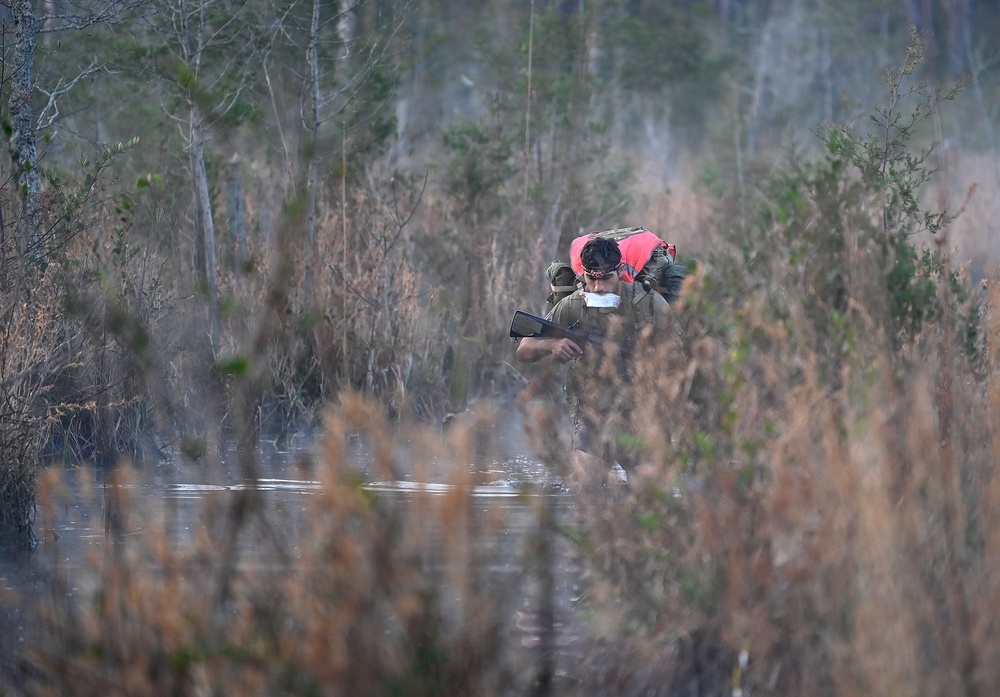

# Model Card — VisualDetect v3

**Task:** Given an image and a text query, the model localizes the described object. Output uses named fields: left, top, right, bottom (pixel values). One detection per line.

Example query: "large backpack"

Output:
left=551, top=227, right=687, bottom=307
left=572, top=227, right=687, bottom=303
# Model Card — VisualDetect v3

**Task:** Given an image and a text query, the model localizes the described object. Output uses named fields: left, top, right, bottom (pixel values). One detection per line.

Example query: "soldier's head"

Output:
left=580, top=237, right=622, bottom=293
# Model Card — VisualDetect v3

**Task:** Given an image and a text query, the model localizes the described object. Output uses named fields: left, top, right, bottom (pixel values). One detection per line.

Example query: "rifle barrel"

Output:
left=508, top=310, right=633, bottom=354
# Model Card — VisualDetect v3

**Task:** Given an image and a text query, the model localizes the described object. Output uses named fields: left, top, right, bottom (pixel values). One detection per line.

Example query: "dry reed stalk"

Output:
left=10, top=395, right=534, bottom=696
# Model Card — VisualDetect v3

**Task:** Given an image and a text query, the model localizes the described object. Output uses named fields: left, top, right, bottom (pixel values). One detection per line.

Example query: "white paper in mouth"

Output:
left=582, top=292, right=621, bottom=308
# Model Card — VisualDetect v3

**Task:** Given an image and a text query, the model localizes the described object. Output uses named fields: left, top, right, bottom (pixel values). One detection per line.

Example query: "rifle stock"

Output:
left=509, top=310, right=633, bottom=354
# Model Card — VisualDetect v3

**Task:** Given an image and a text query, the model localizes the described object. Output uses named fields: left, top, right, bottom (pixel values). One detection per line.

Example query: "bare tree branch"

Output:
left=36, top=60, right=105, bottom=130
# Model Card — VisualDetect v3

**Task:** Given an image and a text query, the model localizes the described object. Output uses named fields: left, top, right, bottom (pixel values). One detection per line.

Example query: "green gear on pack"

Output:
left=634, top=246, right=688, bottom=303
left=543, top=260, right=579, bottom=314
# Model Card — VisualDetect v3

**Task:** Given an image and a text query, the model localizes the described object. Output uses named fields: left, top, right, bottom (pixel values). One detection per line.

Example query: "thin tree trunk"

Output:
left=303, top=0, right=321, bottom=309
left=746, top=16, right=775, bottom=157
left=179, top=0, right=218, bottom=347
left=341, top=122, right=348, bottom=386
left=941, top=0, right=970, bottom=77
left=521, top=0, right=533, bottom=253
left=337, top=0, right=357, bottom=54
left=8, top=0, right=44, bottom=262
left=191, top=113, right=220, bottom=348
left=820, top=25, right=833, bottom=122
left=263, top=60, right=295, bottom=203
left=227, top=155, right=248, bottom=269
left=191, top=126, right=206, bottom=282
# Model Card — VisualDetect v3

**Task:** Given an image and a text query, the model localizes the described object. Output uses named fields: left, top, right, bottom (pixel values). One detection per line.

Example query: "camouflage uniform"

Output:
left=545, top=279, right=669, bottom=467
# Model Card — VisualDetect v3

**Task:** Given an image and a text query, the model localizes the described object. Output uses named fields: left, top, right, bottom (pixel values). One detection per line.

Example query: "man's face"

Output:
left=583, top=268, right=620, bottom=294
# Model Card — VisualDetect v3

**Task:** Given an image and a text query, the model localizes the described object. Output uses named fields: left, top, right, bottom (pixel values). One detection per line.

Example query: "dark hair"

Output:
left=580, top=237, right=622, bottom=272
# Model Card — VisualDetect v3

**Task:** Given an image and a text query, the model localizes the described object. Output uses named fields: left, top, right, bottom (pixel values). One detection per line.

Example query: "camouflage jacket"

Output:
left=544, top=280, right=668, bottom=400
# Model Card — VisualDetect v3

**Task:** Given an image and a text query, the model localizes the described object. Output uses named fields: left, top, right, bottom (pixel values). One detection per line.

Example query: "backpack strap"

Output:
left=628, top=283, right=656, bottom=334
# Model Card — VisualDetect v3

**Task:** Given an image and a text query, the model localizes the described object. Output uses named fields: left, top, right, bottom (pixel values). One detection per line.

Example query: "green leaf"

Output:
left=218, top=355, right=251, bottom=376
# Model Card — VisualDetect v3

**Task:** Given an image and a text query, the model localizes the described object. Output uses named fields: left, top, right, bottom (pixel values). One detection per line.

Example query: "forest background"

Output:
left=2, top=0, right=998, bottom=534
left=4, top=0, right=1000, bottom=693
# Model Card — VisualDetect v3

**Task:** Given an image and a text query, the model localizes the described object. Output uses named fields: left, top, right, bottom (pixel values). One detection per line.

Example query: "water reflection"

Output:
left=1, top=409, right=593, bottom=695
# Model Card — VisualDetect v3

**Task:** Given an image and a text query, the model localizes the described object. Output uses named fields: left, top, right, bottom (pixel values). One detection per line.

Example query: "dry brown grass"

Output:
left=552, top=246, right=1000, bottom=695
left=5, top=198, right=1000, bottom=696
left=0, top=279, right=73, bottom=547
left=8, top=396, right=543, bottom=696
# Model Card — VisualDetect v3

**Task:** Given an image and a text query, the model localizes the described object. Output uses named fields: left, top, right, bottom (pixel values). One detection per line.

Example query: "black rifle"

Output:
left=508, top=310, right=634, bottom=354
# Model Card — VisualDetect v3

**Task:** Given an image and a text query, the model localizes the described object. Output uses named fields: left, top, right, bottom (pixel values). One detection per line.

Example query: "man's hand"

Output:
left=550, top=337, right=584, bottom=363
left=515, top=336, right=584, bottom=364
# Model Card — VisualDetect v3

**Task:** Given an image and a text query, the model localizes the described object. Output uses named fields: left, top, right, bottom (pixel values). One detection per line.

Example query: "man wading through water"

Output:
left=516, top=236, right=670, bottom=488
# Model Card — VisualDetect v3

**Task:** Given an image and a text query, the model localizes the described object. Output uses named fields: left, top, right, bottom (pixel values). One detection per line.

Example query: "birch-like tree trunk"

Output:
left=191, top=113, right=220, bottom=346
left=177, top=0, right=220, bottom=348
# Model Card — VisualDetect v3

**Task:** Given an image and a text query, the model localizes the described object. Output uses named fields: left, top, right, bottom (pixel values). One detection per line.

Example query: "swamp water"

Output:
left=0, top=405, right=600, bottom=694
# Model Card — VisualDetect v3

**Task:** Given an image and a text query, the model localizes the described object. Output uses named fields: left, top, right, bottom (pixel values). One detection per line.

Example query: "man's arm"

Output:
left=510, top=308, right=590, bottom=363
left=515, top=336, right=584, bottom=364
